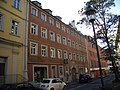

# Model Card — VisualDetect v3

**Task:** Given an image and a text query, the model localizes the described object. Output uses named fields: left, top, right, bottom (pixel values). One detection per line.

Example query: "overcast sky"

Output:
left=32, top=0, right=120, bottom=36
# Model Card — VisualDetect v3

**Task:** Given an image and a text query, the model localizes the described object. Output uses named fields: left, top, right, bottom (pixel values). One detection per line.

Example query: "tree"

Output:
left=78, top=0, right=119, bottom=81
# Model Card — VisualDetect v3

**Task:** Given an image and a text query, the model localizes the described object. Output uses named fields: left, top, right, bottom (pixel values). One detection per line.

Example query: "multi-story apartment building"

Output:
left=86, top=36, right=108, bottom=78
left=28, top=1, right=89, bottom=82
left=0, top=0, right=29, bottom=83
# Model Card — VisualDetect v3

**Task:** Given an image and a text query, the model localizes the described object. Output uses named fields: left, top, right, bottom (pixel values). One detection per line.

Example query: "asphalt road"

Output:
left=66, top=74, right=120, bottom=90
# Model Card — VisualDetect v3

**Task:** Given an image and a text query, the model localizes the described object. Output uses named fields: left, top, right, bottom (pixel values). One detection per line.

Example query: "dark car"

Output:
left=79, top=74, right=93, bottom=83
left=0, top=82, right=39, bottom=90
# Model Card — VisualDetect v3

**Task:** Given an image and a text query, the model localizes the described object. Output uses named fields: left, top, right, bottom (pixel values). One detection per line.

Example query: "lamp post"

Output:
left=85, top=5, right=104, bottom=90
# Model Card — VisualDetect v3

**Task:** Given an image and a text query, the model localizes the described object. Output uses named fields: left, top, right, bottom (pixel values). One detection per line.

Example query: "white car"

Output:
left=39, top=78, right=66, bottom=90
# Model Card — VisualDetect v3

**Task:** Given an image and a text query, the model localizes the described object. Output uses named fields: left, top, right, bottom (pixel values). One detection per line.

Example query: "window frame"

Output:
left=41, top=12, right=46, bottom=21
left=0, top=13, right=4, bottom=31
left=41, top=45, right=48, bottom=57
left=30, top=22, right=38, bottom=35
left=50, top=47, right=56, bottom=58
left=41, top=27, right=47, bottom=39
left=30, top=42, right=38, bottom=55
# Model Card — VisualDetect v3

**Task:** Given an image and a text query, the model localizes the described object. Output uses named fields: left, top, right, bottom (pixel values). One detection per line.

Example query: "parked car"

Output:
left=39, top=78, right=66, bottom=90
left=79, top=74, right=93, bottom=83
left=0, top=82, right=39, bottom=90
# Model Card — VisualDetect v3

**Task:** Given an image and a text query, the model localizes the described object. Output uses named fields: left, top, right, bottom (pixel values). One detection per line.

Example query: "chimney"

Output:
left=32, top=1, right=42, bottom=8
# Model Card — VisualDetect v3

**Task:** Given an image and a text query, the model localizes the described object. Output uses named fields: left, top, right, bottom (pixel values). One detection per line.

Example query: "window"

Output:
left=67, top=28, right=70, bottom=34
left=41, top=13, right=46, bottom=21
left=64, top=50, right=68, bottom=59
left=0, top=14, right=3, bottom=30
left=58, top=49, right=62, bottom=59
left=69, top=52, right=72, bottom=60
left=56, top=21, right=60, bottom=28
left=50, top=47, right=55, bottom=58
left=62, top=25, right=65, bottom=32
left=13, top=0, right=21, bottom=9
left=51, top=66, right=57, bottom=78
left=31, top=23, right=38, bottom=35
left=50, top=31, right=55, bottom=41
left=30, top=42, right=38, bottom=55
left=49, top=17, right=54, bottom=25
left=11, top=20, right=19, bottom=36
left=41, top=27, right=47, bottom=38
left=63, top=37, right=67, bottom=45
left=57, top=34, right=61, bottom=43
left=31, top=7, right=38, bottom=16
left=73, top=53, right=76, bottom=60
left=59, top=66, right=64, bottom=76
left=41, top=45, right=47, bottom=57
left=72, top=41, right=75, bottom=48
left=67, top=39, right=71, bottom=47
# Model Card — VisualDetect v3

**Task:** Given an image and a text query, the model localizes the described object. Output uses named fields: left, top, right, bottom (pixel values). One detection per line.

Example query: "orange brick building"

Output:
left=27, top=1, right=108, bottom=82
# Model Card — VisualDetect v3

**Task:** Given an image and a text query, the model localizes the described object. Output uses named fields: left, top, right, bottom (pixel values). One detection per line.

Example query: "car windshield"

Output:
left=41, top=80, right=50, bottom=83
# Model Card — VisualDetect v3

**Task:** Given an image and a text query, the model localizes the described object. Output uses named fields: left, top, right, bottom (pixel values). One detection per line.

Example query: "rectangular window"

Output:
left=57, top=34, right=61, bottom=43
left=73, top=53, right=76, bottom=60
left=0, top=14, right=3, bottom=30
left=58, top=49, right=62, bottom=59
left=41, top=45, right=47, bottom=57
left=13, top=0, right=21, bottom=9
left=41, top=13, right=46, bottom=21
left=64, top=51, right=68, bottom=59
left=72, top=41, right=75, bottom=48
left=59, top=66, right=64, bottom=77
left=49, top=17, right=54, bottom=25
left=30, top=42, right=38, bottom=55
left=67, top=39, right=71, bottom=47
left=50, top=47, right=55, bottom=58
left=31, top=23, right=38, bottom=35
left=50, top=31, right=55, bottom=41
left=69, top=52, right=72, bottom=60
left=41, top=27, right=47, bottom=38
left=51, top=66, right=57, bottom=78
left=62, top=25, right=65, bottom=32
left=63, top=37, right=67, bottom=45
left=31, top=7, right=38, bottom=16
left=11, top=20, right=19, bottom=36
left=56, top=21, right=60, bottom=28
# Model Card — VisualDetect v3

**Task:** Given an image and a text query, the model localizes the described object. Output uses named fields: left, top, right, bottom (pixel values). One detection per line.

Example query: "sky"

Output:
left=32, top=0, right=120, bottom=36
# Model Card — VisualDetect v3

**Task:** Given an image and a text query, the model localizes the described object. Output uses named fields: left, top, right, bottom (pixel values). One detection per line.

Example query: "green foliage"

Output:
left=78, top=0, right=119, bottom=60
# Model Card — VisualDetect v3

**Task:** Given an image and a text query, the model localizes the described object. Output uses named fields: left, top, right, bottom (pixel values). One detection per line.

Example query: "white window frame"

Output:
left=59, top=66, right=64, bottom=77
left=72, top=41, right=75, bottom=48
left=57, top=49, right=62, bottom=59
left=50, top=31, right=55, bottom=41
left=73, top=53, right=76, bottom=60
left=41, top=27, right=47, bottom=39
left=41, top=12, right=46, bottom=21
left=41, top=45, right=48, bottom=57
left=69, top=52, right=72, bottom=60
left=50, top=47, right=56, bottom=58
left=11, top=19, right=19, bottom=36
left=67, top=39, right=71, bottom=47
left=30, top=42, right=38, bottom=55
left=31, top=22, right=38, bottom=35
left=57, top=34, right=61, bottom=43
left=64, top=50, right=68, bottom=59
left=62, top=25, right=65, bottom=32
left=13, top=0, right=21, bottom=10
left=31, top=7, right=38, bottom=16
left=63, top=37, right=67, bottom=45
left=49, top=17, right=54, bottom=25
left=56, top=21, right=60, bottom=28
left=0, top=14, right=3, bottom=31
left=51, top=65, right=57, bottom=78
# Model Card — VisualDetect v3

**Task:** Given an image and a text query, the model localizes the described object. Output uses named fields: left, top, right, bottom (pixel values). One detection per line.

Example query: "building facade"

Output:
left=28, top=1, right=89, bottom=82
left=86, top=36, right=108, bottom=78
left=0, top=0, right=29, bottom=83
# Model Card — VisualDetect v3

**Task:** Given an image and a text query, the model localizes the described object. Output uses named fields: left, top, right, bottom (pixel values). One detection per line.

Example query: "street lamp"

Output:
left=85, top=5, right=104, bottom=89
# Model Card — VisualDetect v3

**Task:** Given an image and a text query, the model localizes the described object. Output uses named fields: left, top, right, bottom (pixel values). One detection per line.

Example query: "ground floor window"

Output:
left=34, top=66, right=47, bottom=82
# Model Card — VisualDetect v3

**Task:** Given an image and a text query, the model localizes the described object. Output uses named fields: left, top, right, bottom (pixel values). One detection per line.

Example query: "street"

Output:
left=66, top=74, right=120, bottom=90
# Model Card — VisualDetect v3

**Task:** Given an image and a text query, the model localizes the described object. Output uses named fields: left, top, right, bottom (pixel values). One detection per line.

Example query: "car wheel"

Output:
left=50, top=88, right=54, bottom=90
left=63, top=85, right=66, bottom=90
